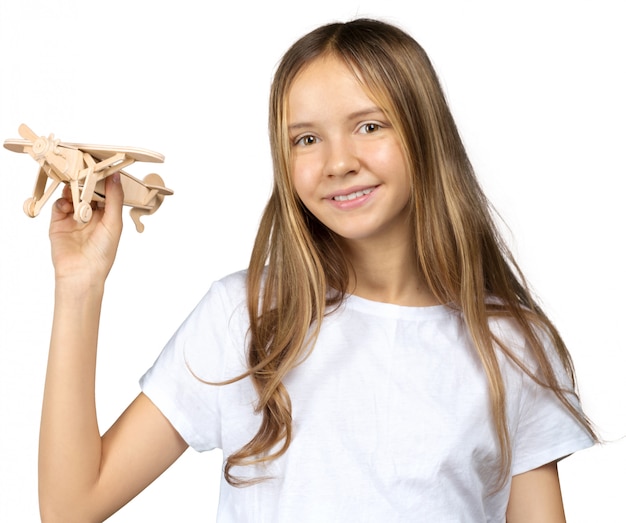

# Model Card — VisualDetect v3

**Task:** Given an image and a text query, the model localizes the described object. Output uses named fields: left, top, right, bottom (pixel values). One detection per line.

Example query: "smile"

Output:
left=332, top=188, right=375, bottom=201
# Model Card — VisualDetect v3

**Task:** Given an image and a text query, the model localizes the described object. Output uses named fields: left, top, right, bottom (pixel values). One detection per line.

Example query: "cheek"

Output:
left=377, top=141, right=406, bottom=169
left=290, top=156, right=318, bottom=201
left=383, top=143, right=411, bottom=189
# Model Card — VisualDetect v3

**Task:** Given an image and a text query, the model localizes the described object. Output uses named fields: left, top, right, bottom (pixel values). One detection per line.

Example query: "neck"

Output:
left=340, top=237, right=439, bottom=307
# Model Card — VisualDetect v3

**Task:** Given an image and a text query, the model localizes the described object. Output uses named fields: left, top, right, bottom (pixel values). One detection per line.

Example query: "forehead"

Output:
left=287, top=55, right=380, bottom=120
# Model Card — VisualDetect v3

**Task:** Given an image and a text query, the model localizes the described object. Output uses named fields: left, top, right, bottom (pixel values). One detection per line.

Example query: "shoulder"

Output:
left=171, top=269, right=251, bottom=347
left=485, top=305, right=559, bottom=373
left=213, top=268, right=249, bottom=295
left=193, top=268, right=250, bottom=314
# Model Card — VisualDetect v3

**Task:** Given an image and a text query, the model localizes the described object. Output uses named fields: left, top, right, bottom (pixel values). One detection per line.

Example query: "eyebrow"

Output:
left=287, top=106, right=385, bottom=132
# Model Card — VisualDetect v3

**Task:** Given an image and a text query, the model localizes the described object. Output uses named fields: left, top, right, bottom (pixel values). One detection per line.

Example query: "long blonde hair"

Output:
left=224, top=18, right=597, bottom=486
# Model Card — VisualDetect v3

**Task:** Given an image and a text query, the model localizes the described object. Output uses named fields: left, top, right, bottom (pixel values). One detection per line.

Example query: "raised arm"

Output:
left=39, top=174, right=187, bottom=523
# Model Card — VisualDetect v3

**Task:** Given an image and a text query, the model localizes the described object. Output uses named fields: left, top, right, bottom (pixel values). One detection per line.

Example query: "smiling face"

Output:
left=287, top=55, right=413, bottom=249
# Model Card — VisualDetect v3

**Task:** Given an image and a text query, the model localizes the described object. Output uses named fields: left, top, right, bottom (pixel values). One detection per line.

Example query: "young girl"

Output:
left=40, top=18, right=596, bottom=522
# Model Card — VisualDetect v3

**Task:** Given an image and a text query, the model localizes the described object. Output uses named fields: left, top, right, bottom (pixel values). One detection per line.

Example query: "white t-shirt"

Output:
left=140, top=270, right=593, bottom=522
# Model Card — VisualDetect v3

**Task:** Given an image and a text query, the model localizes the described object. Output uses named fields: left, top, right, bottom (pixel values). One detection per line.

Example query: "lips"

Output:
left=324, top=185, right=380, bottom=211
left=327, top=185, right=379, bottom=201
left=332, top=187, right=375, bottom=201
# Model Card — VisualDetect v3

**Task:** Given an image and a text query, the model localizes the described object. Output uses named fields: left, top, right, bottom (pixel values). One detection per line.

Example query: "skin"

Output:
left=507, top=461, right=567, bottom=522
left=288, top=55, right=433, bottom=307
left=38, top=58, right=568, bottom=522
left=288, top=56, right=412, bottom=246
left=39, top=176, right=187, bottom=522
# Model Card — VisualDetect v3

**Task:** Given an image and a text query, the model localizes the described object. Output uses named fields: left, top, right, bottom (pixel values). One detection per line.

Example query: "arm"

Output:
left=39, top=175, right=187, bottom=522
left=506, top=461, right=566, bottom=523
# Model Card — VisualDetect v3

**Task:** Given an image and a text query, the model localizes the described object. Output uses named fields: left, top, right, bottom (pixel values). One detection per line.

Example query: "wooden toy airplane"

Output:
left=4, top=124, right=173, bottom=232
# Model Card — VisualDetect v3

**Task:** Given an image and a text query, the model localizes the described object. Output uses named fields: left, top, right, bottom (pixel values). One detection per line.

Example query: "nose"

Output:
left=324, top=137, right=360, bottom=177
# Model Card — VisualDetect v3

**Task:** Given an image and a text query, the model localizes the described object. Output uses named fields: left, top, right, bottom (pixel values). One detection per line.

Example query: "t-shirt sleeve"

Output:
left=140, top=277, right=247, bottom=452
left=510, top=332, right=595, bottom=476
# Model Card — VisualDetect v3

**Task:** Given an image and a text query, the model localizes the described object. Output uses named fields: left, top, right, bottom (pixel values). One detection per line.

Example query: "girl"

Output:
left=39, top=18, right=596, bottom=522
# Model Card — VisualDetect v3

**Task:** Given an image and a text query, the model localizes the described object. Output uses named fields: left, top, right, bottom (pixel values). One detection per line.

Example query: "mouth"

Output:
left=331, top=187, right=376, bottom=202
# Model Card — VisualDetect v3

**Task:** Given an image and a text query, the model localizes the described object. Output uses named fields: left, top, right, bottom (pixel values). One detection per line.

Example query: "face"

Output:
left=287, top=55, right=412, bottom=248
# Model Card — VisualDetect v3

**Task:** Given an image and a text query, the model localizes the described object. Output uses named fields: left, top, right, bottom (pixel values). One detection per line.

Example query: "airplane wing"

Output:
left=4, top=139, right=164, bottom=164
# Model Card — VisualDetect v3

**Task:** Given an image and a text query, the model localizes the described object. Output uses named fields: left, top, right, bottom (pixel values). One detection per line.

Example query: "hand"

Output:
left=49, top=173, right=124, bottom=285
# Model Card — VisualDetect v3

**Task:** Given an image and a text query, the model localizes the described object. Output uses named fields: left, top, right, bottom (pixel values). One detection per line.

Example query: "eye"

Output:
left=359, top=122, right=382, bottom=134
left=294, top=134, right=318, bottom=146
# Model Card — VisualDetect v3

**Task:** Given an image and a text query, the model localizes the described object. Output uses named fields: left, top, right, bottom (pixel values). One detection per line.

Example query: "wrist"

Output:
left=54, top=274, right=106, bottom=301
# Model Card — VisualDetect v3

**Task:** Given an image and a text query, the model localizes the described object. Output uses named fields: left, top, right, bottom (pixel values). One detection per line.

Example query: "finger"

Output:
left=101, top=172, right=124, bottom=230
left=51, top=185, right=74, bottom=221
left=61, top=183, right=71, bottom=200
left=51, top=197, right=73, bottom=219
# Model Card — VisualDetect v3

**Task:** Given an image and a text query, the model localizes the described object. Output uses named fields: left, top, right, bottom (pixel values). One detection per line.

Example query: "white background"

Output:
left=0, top=0, right=624, bottom=521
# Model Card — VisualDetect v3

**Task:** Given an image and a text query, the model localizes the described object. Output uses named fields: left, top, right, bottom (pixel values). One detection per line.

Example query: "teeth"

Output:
left=333, top=188, right=374, bottom=201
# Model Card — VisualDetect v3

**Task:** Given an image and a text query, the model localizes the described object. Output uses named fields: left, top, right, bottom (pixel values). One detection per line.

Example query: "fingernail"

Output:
left=112, top=172, right=120, bottom=183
